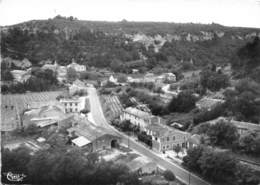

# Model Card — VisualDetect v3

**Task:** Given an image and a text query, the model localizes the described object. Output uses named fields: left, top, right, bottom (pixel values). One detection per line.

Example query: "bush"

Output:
left=163, top=170, right=176, bottom=181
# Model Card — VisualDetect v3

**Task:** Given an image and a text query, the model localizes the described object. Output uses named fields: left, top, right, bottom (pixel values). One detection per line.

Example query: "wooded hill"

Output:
left=1, top=16, right=260, bottom=71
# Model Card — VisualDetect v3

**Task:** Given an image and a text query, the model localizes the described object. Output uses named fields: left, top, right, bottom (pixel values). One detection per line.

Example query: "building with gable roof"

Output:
left=145, top=123, right=190, bottom=152
left=120, top=107, right=161, bottom=130
left=67, top=119, right=121, bottom=151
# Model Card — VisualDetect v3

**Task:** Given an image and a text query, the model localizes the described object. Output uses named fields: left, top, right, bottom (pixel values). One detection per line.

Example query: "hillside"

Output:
left=1, top=16, right=260, bottom=70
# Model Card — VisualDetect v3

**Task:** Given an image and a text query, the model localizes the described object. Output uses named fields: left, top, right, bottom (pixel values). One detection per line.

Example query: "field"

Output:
left=102, top=95, right=123, bottom=121
left=1, top=91, right=64, bottom=113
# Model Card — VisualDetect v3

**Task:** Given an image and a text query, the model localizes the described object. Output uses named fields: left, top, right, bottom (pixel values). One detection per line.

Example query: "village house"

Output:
left=67, top=59, right=86, bottom=72
left=120, top=107, right=161, bottom=130
left=69, top=79, right=88, bottom=95
left=41, top=61, right=59, bottom=72
left=145, top=123, right=190, bottom=153
left=59, top=97, right=85, bottom=113
left=67, top=119, right=121, bottom=151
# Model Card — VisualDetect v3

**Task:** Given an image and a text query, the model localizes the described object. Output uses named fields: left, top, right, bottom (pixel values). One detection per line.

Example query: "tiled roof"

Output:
left=124, top=107, right=151, bottom=119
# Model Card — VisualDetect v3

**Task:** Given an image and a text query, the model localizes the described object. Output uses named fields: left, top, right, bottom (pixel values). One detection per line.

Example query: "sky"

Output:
left=0, top=0, right=260, bottom=28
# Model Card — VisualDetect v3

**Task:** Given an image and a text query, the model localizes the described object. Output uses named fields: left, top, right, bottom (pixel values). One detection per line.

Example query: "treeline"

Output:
left=1, top=147, right=142, bottom=185
left=1, top=25, right=144, bottom=70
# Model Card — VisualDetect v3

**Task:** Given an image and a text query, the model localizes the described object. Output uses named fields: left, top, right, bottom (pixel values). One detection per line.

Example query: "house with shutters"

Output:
left=145, top=123, right=190, bottom=153
left=120, top=107, right=161, bottom=131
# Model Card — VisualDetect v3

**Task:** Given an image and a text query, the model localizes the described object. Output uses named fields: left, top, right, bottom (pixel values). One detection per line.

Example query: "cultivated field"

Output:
left=102, top=95, right=123, bottom=121
left=1, top=91, right=64, bottom=113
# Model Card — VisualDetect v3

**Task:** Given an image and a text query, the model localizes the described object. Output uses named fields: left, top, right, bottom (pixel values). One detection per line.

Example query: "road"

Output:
left=88, top=87, right=210, bottom=185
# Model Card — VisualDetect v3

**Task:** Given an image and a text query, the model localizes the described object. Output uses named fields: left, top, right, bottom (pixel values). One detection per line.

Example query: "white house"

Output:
left=60, top=97, right=85, bottom=113
left=67, top=59, right=86, bottom=72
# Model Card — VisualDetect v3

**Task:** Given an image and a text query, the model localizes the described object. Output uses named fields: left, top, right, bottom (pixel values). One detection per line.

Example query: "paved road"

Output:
left=88, top=87, right=210, bottom=185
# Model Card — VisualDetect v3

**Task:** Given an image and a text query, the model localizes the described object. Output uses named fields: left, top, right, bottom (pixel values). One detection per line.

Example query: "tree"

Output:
left=163, top=170, right=176, bottom=181
left=173, top=144, right=182, bottom=157
left=200, top=69, right=229, bottom=91
left=239, top=132, right=260, bottom=156
left=110, top=59, right=122, bottom=72
left=168, top=90, right=196, bottom=113
left=183, top=145, right=204, bottom=172
left=67, top=67, right=78, bottom=82
left=198, top=149, right=237, bottom=183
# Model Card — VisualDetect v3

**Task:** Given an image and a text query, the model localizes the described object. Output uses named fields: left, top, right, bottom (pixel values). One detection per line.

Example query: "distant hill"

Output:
left=1, top=16, right=260, bottom=70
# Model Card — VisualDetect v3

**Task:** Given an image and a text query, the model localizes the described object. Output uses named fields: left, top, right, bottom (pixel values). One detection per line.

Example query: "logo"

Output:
left=5, top=172, right=26, bottom=182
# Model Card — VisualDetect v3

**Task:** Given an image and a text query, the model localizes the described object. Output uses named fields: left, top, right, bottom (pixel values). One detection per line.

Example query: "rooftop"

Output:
left=72, top=136, right=91, bottom=147
left=124, top=107, right=152, bottom=119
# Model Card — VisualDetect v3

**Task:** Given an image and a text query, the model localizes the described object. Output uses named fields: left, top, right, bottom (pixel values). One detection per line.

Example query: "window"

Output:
left=155, top=137, right=158, bottom=141
left=166, top=145, right=169, bottom=148
left=167, top=137, right=169, bottom=141
left=70, top=103, right=72, bottom=106
left=70, top=108, right=73, bottom=112
left=64, top=103, right=67, bottom=106
left=173, top=136, right=175, bottom=140
left=75, top=108, right=78, bottom=112
left=75, top=103, right=78, bottom=106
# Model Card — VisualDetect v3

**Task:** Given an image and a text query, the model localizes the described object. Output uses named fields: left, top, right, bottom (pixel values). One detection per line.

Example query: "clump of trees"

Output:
left=137, top=131, right=153, bottom=148
left=2, top=147, right=142, bottom=185
left=194, top=120, right=239, bottom=148
left=1, top=68, right=60, bottom=94
left=238, top=131, right=260, bottom=156
left=167, top=90, right=197, bottom=113
left=183, top=145, right=259, bottom=185
left=193, top=103, right=227, bottom=125
left=200, top=69, right=229, bottom=91
left=224, top=78, right=260, bottom=123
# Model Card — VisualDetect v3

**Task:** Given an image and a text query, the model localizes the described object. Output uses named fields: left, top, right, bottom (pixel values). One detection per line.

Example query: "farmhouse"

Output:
left=145, top=123, right=190, bottom=152
left=67, top=59, right=86, bottom=72
left=67, top=120, right=121, bottom=151
left=120, top=107, right=161, bottom=130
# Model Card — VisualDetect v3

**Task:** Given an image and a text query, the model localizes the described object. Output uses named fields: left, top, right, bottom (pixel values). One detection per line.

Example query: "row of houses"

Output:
left=127, top=72, right=176, bottom=84
left=120, top=107, right=190, bottom=153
